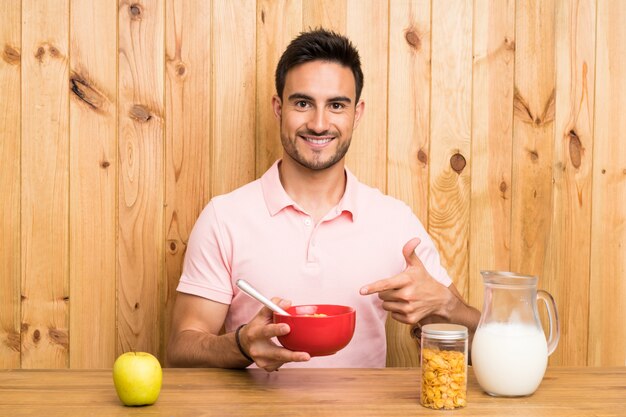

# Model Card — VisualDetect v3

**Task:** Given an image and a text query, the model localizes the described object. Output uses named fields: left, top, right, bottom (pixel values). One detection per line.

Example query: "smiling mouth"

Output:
left=300, top=135, right=334, bottom=145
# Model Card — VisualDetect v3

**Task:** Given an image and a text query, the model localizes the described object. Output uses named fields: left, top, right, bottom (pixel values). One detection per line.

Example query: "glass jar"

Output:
left=420, top=323, right=468, bottom=410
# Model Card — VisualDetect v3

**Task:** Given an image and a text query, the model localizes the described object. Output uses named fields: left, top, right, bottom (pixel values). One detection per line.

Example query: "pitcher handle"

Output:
left=537, top=289, right=560, bottom=356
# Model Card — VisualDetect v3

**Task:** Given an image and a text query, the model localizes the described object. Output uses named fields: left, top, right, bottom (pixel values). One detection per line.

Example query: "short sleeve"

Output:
left=176, top=200, right=234, bottom=304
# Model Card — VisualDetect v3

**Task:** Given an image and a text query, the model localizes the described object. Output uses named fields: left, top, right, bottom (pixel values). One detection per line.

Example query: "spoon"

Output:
left=236, top=279, right=291, bottom=316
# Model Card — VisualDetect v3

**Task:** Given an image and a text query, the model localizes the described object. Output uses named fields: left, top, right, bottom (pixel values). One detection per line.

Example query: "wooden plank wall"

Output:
left=21, top=0, right=70, bottom=368
left=0, top=0, right=625, bottom=369
left=69, top=0, right=117, bottom=368
left=589, top=0, right=626, bottom=366
left=0, top=0, right=21, bottom=369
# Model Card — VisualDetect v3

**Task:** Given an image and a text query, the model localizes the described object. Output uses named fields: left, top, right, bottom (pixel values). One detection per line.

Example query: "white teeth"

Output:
left=303, top=137, right=332, bottom=144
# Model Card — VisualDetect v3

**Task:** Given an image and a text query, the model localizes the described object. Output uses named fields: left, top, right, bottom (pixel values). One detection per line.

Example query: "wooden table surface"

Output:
left=0, top=367, right=624, bottom=416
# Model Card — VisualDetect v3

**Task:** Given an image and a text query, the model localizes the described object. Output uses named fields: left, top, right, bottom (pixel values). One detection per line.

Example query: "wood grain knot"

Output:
left=134, top=302, right=140, bottom=310
left=261, top=9, right=265, bottom=24
left=129, top=3, right=143, bottom=19
left=62, top=296, right=69, bottom=302
left=33, top=329, right=41, bottom=343
left=514, top=87, right=555, bottom=127
left=34, top=43, right=63, bottom=63
left=21, top=323, right=29, bottom=332
left=4, top=331, right=20, bottom=352
left=404, top=29, right=421, bottom=51
left=175, top=62, right=187, bottom=77
left=49, top=328, right=69, bottom=349
left=35, top=46, right=45, bottom=62
left=601, top=169, right=606, bottom=174
left=2, top=44, right=20, bottom=65
left=528, top=149, right=539, bottom=162
left=499, top=181, right=507, bottom=194
left=70, top=72, right=108, bottom=111
left=410, top=324, right=422, bottom=340
left=417, top=149, right=428, bottom=164
left=168, top=240, right=178, bottom=253
left=100, top=160, right=110, bottom=168
left=450, top=153, right=466, bottom=174
left=568, top=130, right=582, bottom=169
left=503, top=37, right=515, bottom=51
left=49, top=46, right=60, bottom=58
left=129, top=104, right=152, bottom=122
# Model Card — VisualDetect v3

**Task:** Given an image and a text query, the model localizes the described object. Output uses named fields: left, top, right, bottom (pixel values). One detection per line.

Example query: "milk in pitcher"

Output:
left=471, top=322, right=548, bottom=396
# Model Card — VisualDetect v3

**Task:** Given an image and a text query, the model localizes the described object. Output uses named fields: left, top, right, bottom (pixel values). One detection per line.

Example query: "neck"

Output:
left=278, top=157, right=347, bottom=223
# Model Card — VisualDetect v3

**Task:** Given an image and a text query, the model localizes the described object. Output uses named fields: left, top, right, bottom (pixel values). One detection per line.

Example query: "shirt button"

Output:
left=304, top=218, right=312, bottom=226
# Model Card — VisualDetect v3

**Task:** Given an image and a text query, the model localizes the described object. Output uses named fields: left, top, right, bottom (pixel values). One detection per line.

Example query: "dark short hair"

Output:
left=275, top=28, right=364, bottom=102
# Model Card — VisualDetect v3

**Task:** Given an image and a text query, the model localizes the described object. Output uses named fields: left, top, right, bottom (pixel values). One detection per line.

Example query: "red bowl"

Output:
left=273, top=305, right=356, bottom=357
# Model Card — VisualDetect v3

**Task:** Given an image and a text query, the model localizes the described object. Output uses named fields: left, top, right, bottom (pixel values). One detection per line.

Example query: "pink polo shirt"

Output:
left=177, top=160, right=453, bottom=368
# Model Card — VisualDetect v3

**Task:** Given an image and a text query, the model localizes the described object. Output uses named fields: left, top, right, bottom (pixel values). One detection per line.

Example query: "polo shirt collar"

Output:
left=261, top=160, right=358, bottom=221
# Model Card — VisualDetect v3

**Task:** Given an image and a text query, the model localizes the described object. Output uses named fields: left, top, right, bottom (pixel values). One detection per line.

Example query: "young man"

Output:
left=167, top=29, right=480, bottom=372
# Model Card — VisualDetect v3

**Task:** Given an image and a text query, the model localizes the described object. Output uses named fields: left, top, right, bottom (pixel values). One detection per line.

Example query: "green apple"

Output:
left=112, top=351, right=162, bottom=406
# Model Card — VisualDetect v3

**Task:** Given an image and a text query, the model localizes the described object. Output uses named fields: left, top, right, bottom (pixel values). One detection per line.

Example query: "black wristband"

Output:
left=235, top=324, right=254, bottom=363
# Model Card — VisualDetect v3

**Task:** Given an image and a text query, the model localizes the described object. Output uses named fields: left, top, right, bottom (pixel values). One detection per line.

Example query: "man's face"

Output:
left=272, top=60, right=364, bottom=171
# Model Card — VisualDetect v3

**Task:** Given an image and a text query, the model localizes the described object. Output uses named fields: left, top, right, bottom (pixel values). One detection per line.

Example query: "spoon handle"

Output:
left=236, top=279, right=290, bottom=316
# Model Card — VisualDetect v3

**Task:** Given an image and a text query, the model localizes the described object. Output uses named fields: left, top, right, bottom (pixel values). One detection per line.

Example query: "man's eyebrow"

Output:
left=329, top=96, right=352, bottom=104
left=287, top=93, right=353, bottom=104
left=287, top=93, right=314, bottom=101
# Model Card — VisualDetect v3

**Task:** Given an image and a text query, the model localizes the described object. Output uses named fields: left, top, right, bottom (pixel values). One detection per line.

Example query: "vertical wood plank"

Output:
left=385, top=0, right=431, bottom=368
left=117, top=0, right=165, bottom=357
left=302, top=0, right=346, bottom=32
left=545, top=0, right=596, bottom=366
left=510, top=0, right=556, bottom=278
left=69, top=0, right=117, bottom=369
left=0, top=0, right=21, bottom=369
left=21, top=0, right=70, bottom=368
left=589, top=0, right=626, bottom=367
left=387, top=0, right=431, bottom=226
left=429, top=0, right=473, bottom=297
left=346, top=0, right=395, bottom=364
left=163, top=0, right=212, bottom=360
left=345, top=0, right=388, bottom=191
left=469, top=0, right=515, bottom=310
left=256, top=0, right=302, bottom=176
left=211, top=0, right=256, bottom=196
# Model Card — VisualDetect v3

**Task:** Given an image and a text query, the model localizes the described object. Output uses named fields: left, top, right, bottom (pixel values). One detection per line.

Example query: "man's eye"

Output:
left=295, top=101, right=309, bottom=108
left=331, top=103, right=345, bottom=110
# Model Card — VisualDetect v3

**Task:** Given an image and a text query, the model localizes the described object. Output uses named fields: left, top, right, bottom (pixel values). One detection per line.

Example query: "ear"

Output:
left=272, top=95, right=282, bottom=120
left=352, top=99, right=365, bottom=130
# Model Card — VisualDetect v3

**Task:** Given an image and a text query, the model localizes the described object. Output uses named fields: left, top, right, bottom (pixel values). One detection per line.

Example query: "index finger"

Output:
left=359, top=276, right=403, bottom=296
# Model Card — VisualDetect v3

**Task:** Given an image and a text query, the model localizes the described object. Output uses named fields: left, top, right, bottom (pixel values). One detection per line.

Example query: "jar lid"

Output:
left=421, top=323, right=468, bottom=339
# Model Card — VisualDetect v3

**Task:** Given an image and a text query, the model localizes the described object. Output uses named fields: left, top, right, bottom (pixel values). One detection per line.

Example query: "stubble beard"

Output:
left=281, top=132, right=351, bottom=171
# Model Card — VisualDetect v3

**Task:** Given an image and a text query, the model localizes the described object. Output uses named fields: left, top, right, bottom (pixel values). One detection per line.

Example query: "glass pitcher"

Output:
left=471, top=271, right=560, bottom=397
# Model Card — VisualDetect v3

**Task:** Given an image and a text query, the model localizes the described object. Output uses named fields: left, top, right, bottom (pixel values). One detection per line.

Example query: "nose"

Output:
left=306, top=108, right=330, bottom=134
